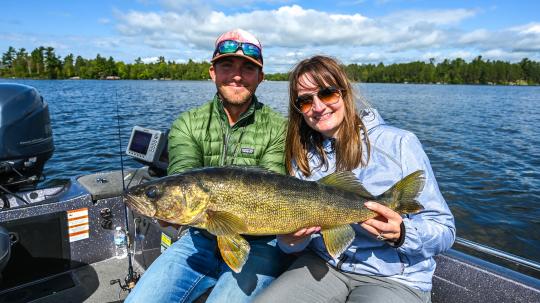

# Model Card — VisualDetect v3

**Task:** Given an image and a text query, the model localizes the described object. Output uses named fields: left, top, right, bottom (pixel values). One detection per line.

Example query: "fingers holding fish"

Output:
left=277, top=226, right=321, bottom=247
left=361, top=219, right=400, bottom=242
left=290, top=226, right=321, bottom=240
left=364, top=201, right=402, bottom=221
left=361, top=202, right=402, bottom=242
left=295, top=226, right=321, bottom=237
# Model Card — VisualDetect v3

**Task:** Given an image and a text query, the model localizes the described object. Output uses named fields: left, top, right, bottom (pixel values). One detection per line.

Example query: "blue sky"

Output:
left=2, top=0, right=539, bottom=73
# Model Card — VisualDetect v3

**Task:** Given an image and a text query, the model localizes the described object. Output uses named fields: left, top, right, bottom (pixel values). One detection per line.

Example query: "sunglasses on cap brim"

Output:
left=293, top=86, right=343, bottom=114
left=213, top=40, right=263, bottom=64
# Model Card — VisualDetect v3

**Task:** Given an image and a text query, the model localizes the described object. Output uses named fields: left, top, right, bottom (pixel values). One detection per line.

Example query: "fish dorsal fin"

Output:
left=318, top=171, right=375, bottom=199
left=320, top=224, right=356, bottom=258
left=217, top=234, right=251, bottom=273
left=206, top=211, right=247, bottom=236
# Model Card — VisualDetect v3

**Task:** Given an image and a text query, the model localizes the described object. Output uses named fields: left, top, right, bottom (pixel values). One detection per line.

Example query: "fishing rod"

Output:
left=110, top=94, right=140, bottom=292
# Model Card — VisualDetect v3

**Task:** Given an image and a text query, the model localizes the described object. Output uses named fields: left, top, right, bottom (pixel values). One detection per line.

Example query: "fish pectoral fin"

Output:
left=321, top=224, right=355, bottom=258
left=206, top=211, right=247, bottom=236
left=217, top=234, right=251, bottom=273
left=318, top=171, right=375, bottom=199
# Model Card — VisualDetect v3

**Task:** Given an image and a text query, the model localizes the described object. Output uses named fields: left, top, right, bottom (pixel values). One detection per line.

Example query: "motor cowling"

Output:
left=0, top=83, right=54, bottom=192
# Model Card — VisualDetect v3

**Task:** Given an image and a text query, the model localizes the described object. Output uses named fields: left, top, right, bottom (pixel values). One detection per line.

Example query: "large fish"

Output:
left=124, top=166, right=424, bottom=273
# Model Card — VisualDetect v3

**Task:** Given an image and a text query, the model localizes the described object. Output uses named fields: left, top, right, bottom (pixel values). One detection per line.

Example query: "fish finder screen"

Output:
left=130, top=130, right=152, bottom=154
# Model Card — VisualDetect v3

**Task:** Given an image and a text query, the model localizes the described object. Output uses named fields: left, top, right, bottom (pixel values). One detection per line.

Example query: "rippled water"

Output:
left=2, top=79, right=540, bottom=263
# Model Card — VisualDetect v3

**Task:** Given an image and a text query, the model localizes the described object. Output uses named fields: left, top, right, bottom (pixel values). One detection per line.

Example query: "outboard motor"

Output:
left=0, top=83, right=54, bottom=194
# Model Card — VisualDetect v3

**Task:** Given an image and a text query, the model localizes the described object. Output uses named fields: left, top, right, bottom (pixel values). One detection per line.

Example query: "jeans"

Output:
left=125, top=228, right=293, bottom=303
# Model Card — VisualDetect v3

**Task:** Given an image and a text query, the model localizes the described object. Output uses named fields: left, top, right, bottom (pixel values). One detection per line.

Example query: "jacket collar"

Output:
left=320, top=108, right=384, bottom=152
left=212, top=94, right=259, bottom=127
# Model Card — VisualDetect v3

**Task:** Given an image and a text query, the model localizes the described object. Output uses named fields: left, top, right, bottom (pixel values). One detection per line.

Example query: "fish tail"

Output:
left=382, top=170, right=425, bottom=214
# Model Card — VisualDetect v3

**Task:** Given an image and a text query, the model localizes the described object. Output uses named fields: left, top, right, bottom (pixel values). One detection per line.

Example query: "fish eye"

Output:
left=145, top=186, right=160, bottom=201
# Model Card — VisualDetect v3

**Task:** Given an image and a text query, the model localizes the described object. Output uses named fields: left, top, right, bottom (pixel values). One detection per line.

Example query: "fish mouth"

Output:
left=123, top=193, right=157, bottom=218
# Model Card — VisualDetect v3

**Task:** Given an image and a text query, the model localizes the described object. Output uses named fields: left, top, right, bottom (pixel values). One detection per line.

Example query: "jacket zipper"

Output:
left=217, top=100, right=251, bottom=166
left=221, top=129, right=230, bottom=166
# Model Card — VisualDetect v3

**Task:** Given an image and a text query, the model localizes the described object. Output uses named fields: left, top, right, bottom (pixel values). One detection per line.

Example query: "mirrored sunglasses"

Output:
left=213, top=40, right=263, bottom=63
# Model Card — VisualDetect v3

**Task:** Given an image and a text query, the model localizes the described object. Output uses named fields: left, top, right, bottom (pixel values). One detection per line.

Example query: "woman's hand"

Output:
left=360, top=201, right=403, bottom=242
left=277, top=226, right=321, bottom=247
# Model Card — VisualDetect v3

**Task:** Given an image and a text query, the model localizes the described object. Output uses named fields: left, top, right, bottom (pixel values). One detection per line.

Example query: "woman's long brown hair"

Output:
left=285, top=55, right=370, bottom=177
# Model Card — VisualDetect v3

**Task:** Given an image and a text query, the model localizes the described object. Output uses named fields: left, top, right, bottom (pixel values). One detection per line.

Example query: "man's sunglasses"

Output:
left=294, top=86, right=342, bottom=114
left=213, top=40, right=263, bottom=63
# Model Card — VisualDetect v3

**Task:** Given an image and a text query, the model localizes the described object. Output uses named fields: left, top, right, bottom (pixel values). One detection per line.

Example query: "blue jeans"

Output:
left=125, top=228, right=293, bottom=303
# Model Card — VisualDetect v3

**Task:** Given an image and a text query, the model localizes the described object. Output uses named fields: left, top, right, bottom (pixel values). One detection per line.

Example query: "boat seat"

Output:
left=0, top=225, right=11, bottom=273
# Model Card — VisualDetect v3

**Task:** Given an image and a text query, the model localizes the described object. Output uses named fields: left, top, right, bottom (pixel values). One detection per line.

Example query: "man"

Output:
left=125, top=29, right=290, bottom=303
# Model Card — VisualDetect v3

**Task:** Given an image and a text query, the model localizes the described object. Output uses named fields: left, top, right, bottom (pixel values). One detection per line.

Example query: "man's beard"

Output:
left=217, top=85, right=254, bottom=105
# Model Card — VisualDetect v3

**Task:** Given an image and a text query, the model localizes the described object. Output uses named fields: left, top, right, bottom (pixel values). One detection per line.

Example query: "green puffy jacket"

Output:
left=167, top=94, right=286, bottom=175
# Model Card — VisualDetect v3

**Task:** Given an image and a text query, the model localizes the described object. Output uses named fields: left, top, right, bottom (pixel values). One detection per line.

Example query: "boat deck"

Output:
left=1, top=257, right=144, bottom=303
left=2, top=246, right=540, bottom=303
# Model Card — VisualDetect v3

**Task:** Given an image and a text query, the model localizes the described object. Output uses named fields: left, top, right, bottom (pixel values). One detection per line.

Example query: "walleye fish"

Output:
left=124, top=166, right=424, bottom=273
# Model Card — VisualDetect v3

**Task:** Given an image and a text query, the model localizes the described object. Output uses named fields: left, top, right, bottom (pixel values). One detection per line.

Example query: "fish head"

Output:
left=123, top=175, right=211, bottom=225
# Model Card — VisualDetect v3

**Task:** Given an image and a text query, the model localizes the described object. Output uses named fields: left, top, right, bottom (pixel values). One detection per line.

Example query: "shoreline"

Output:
left=1, top=77, right=538, bottom=86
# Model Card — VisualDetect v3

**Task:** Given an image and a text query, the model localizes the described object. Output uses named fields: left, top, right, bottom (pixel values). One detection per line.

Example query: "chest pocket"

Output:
left=240, top=147, right=255, bottom=155
left=223, top=125, right=262, bottom=165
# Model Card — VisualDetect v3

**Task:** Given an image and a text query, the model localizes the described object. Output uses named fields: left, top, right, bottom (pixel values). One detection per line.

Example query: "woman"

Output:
left=255, top=56, right=455, bottom=303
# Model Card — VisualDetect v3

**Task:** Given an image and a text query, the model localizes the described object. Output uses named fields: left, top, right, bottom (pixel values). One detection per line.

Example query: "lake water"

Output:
left=2, top=79, right=540, bottom=263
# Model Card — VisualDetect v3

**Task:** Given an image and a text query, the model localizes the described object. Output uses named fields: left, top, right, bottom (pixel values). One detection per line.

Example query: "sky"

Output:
left=1, top=0, right=539, bottom=73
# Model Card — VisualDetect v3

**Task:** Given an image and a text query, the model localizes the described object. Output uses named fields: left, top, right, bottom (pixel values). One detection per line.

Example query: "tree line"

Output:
left=1, top=46, right=539, bottom=85
left=0, top=46, right=210, bottom=80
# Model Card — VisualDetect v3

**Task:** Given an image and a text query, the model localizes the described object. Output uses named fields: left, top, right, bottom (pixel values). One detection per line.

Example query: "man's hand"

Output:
left=360, top=201, right=402, bottom=242
left=277, top=226, right=321, bottom=247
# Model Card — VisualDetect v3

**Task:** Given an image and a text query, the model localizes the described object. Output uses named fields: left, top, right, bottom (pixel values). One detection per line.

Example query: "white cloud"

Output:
left=477, top=49, right=533, bottom=62
left=508, top=22, right=540, bottom=52
left=448, top=50, right=474, bottom=61
left=382, top=9, right=477, bottom=26
left=420, top=52, right=442, bottom=62
left=6, top=4, right=536, bottom=71
left=453, top=22, right=540, bottom=53
left=338, top=0, right=367, bottom=5
left=511, top=22, right=540, bottom=35
left=459, top=29, right=490, bottom=44
left=113, top=4, right=479, bottom=53
left=285, top=51, right=304, bottom=57
left=482, top=49, right=506, bottom=57
left=350, top=52, right=386, bottom=63
left=141, top=56, right=159, bottom=63
left=94, top=37, right=120, bottom=49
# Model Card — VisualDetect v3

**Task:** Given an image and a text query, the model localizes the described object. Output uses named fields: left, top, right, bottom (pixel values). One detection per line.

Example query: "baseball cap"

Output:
left=211, top=29, right=263, bottom=67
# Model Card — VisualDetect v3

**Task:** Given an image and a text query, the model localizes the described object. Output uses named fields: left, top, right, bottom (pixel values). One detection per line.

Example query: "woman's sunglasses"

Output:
left=213, top=40, right=263, bottom=63
left=294, top=86, right=342, bottom=114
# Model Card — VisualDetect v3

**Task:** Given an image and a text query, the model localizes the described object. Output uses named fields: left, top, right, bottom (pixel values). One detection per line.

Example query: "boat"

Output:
left=0, top=83, right=538, bottom=302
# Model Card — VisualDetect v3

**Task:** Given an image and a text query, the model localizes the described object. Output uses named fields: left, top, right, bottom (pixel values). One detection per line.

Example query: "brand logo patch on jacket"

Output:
left=241, top=147, right=255, bottom=154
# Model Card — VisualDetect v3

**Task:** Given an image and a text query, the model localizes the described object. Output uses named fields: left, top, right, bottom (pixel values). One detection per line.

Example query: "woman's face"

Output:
left=296, top=73, right=345, bottom=138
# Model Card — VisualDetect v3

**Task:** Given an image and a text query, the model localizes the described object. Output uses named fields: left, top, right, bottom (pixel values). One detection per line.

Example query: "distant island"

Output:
left=1, top=46, right=539, bottom=85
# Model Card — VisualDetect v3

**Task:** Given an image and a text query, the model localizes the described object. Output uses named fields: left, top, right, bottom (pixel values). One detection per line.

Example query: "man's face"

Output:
left=209, top=56, right=264, bottom=105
